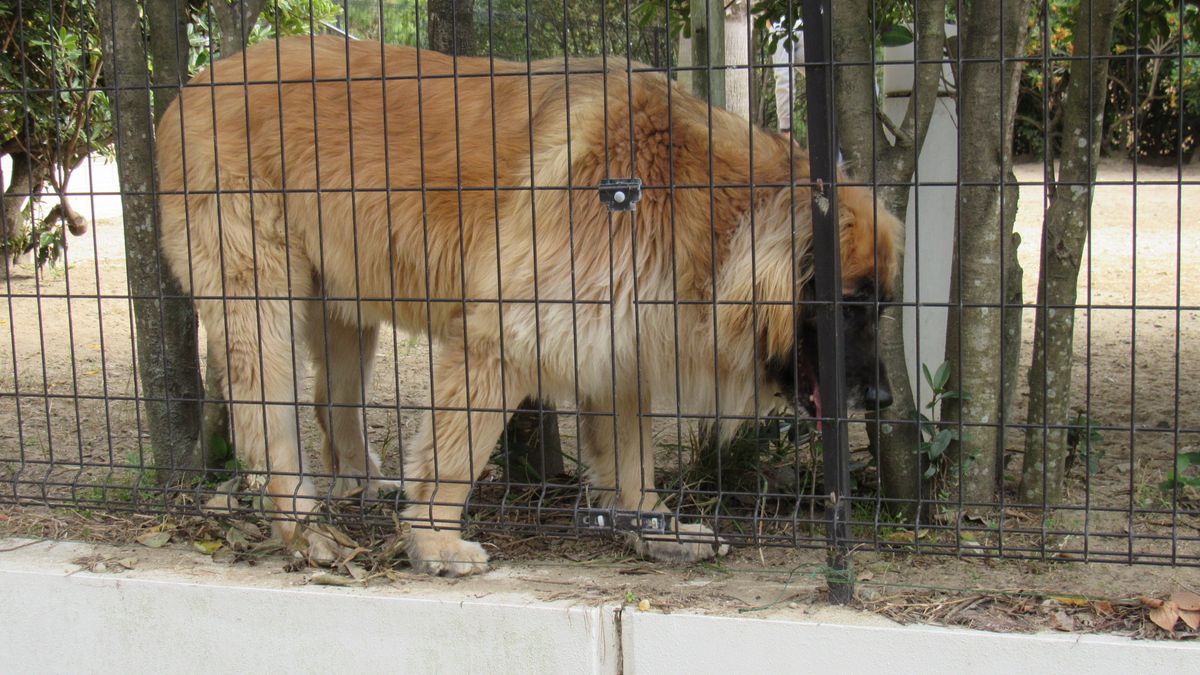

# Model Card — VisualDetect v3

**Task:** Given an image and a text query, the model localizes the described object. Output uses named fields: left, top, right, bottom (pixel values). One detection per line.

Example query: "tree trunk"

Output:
left=97, top=0, right=204, bottom=482
left=428, top=0, right=475, bottom=55
left=211, top=0, right=269, bottom=58
left=942, top=0, right=1032, bottom=508
left=999, top=229, right=1023, bottom=484
left=689, top=0, right=725, bottom=107
left=832, top=0, right=945, bottom=516
left=1, top=151, right=47, bottom=248
left=147, top=0, right=228, bottom=471
left=1020, top=0, right=1120, bottom=504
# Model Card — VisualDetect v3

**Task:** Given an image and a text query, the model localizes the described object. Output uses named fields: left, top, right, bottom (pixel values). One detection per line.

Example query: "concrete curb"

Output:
left=2, top=538, right=1196, bottom=674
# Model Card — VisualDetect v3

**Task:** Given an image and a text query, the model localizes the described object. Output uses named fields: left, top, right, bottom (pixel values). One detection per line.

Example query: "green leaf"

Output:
left=880, top=24, right=915, bottom=47
left=928, top=429, right=954, bottom=460
left=923, top=465, right=939, bottom=479
left=922, top=363, right=934, bottom=389
left=933, top=361, right=952, bottom=392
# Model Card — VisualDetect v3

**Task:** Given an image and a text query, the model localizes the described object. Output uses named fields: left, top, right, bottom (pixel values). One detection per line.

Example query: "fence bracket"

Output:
left=598, top=178, right=642, bottom=212
left=575, top=508, right=671, bottom=533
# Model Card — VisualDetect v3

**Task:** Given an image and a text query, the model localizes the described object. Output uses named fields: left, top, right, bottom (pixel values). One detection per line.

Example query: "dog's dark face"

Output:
left=765, top=281, right=893, bottom=418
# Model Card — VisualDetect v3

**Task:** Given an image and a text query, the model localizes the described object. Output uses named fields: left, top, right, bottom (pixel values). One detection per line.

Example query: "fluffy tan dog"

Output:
left=157, top=36, right=900, bottom=575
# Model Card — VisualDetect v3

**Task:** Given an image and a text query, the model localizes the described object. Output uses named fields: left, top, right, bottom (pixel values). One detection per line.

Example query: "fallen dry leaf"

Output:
left=1179, top=610, right=1200, bottom=630
left=1092, top=600, right=1114, bottom=616
left=229, top=520, right=263, bottom=539
left=135, top=531, right=171, bottom=548
left=1053, top=596, right=1090, bottom=607
left=343, top=562, right=368, bottom=581
left=193, top=539, right=223, bottom=555
left=1149, top=602, right=1180, bottom=634
left=1049, top=610, right=1075, bottom=631
left=309, top=572, right=359, bottom=587
left=1171, top=591, right=1200, bottom=611
left=225, top=526, right=250, bottom=551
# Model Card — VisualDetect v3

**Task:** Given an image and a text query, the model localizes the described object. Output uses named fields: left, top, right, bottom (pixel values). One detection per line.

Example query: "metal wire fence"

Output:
left=1, top=0, right=1198, bottom=589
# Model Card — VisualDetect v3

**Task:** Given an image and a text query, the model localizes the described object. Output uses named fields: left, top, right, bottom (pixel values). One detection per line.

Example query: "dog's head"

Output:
left=757, top=181, right=901, bottom=419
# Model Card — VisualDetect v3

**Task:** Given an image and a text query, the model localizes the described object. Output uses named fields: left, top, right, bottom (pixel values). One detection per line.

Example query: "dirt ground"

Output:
left=1, top=157, right=1199, bottom=635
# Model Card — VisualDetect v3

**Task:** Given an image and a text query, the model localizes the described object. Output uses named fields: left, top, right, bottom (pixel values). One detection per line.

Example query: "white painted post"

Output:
left=880, top=25, right=958, bottom=408
left=724, top=0, right=751, bottom=120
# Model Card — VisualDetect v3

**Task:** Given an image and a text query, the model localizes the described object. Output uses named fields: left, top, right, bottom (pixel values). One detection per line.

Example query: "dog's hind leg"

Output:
left=189, top=199, right=345, bottom=562
left=306, top=310, right=396, bottom=498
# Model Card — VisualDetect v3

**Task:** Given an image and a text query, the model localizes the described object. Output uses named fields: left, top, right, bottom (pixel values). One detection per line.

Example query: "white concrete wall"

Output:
left=881, top=26, right=959, bottom=406
left=3, top=538, right=1198, bottom=675
left=623, top=611, right=1200, bottom=675
left=0, top=539, right=618, bottom=674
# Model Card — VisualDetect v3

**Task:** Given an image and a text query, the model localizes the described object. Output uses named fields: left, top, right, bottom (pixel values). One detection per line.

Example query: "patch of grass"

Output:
left=78, top=450, right=156, bottom=504
left=656, top=414, right=823, bottom=529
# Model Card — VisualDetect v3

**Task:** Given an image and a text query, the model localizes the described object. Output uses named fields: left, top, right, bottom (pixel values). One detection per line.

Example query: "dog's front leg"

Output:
left=401, top=336, right=524, bottom=576
left=614, top=392, right=729, bottom=562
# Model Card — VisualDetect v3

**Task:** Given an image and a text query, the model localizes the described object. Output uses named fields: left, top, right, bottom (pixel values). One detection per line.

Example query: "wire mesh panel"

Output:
left=0, top=0, right=1197, bottom=585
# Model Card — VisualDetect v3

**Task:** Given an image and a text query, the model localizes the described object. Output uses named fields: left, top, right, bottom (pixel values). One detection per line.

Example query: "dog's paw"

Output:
left=301, top=527, right=355, bottom=565
left=631, top=522, right=730, bottom=563
left=406, top=530, right=489, bottom=577
left=332, top=476, right=405, bottom=500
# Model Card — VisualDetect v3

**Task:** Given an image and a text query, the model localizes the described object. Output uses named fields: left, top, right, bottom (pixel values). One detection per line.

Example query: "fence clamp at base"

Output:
left=598, top=178, right=642, bottom=212
left=576, top=508, right=671, bottom=533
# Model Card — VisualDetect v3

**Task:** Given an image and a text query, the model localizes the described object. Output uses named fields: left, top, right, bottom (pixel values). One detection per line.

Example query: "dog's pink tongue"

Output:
left=812, top=380, right=823, bottom=434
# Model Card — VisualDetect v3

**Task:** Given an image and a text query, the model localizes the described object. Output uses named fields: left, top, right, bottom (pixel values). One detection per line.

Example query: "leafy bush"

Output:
left=1, top=2, right=112, bottom=264
left=1015, top=0, right=1200, bottom=162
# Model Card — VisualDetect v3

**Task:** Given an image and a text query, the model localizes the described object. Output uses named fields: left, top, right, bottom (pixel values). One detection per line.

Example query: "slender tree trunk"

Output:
left=97, top=0, right=203, bottom=482
left=428, top=0, right=475, bottom=55
left=1020, top=0, right=1120, bottom=504
left=147, top=0, right=227, bottom=471
left=690, top=0, right=725, bottom=107
left=0, top=151, right=45, bottom=246
left=999, top=228, right=1023, bottom=483
left=211, top=0, right=269, bottom=58
left=942, top=0, right=1032, bottom=508
left=832, top=0, right=945, bottom=515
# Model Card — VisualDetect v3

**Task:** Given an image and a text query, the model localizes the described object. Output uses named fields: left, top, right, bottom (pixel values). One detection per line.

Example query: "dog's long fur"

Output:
left=157, top=36, right=900, bottom=575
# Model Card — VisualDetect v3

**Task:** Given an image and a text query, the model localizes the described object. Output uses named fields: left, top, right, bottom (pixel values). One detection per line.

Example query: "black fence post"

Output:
left=801, top=0, right=853, bottom=604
